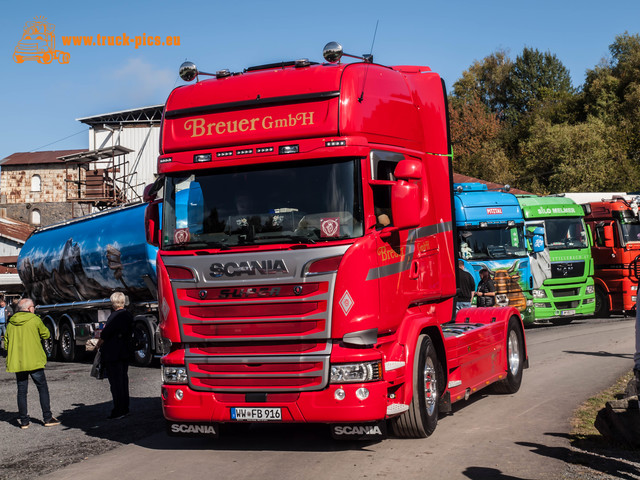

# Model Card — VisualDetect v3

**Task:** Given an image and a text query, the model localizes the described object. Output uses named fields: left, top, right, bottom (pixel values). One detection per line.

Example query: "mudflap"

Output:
left=166, top=421, right=219, bottom=438
left=330, top=421, right=387, bottom=440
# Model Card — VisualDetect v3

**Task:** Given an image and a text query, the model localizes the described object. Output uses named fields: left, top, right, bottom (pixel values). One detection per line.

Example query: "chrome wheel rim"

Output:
left=423, top=357, right=437, bottom=416
left=508, top=329, right=520, bottom=376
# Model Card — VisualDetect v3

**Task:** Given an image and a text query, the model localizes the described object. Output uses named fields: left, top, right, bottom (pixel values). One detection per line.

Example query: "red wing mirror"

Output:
left=390, top=159, right=423, bottom=230
left=603, top=224, right=614, bottom=248
left=145, top=201, right=161, bottom=247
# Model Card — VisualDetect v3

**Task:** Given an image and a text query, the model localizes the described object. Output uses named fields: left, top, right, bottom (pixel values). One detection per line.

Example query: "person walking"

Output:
left=97, top=292, right=133, bottom=419
left=5, top=298, right=60, bottom=429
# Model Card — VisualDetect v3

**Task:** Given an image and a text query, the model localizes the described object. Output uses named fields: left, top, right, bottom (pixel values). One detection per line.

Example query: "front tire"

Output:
left=132, top=321, right=153, bottom=367
left=392, top=335, right=442, bottom=438
left=594, top=286, right=610, bottom=318
left=492, top=316, right=524, bottom=394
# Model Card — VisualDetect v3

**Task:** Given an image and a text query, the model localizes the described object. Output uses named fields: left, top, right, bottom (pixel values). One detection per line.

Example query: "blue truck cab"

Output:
left=454, top=183, right=535, bottom=324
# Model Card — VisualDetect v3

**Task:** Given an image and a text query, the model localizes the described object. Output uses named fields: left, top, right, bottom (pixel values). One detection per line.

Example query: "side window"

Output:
left=370, top=150, right=404, bottom=229
left=595, top=224, right=605, bottom=247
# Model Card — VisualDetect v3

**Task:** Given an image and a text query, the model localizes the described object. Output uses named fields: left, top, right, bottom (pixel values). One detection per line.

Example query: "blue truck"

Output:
left=454, top=183, right=535, bottom=324
left=17, top=203, right=160, bottom=366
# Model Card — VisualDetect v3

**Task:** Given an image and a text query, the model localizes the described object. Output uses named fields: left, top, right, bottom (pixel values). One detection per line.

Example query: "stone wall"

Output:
left=0, top=165, right=85, bottom=226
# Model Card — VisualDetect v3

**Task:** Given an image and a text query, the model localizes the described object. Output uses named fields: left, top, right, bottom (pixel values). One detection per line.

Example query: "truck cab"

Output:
left=575, top=195, right=640, bottom=316
left=453, top=183, right=534, bottom=324
left=516, top=195, right=595, bottom=324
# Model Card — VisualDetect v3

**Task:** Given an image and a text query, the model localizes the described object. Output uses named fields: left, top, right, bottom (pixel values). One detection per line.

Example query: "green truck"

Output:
left=516, top=195, right=595, bottom=324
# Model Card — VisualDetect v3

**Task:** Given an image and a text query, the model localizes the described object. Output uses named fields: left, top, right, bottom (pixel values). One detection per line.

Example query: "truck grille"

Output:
left=166, top=246, right=347, bottom=394
left=553, top=288, right=580, bottom=298
left=551, top=261, right=585, bottom=279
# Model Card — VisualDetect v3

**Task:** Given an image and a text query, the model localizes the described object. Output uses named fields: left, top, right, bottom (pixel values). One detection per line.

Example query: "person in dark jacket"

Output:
left=455, top=260, right=476, bottom=311
left=97, top=292, right=133, bottom=419
left=474, top=268, right=496, bottom=307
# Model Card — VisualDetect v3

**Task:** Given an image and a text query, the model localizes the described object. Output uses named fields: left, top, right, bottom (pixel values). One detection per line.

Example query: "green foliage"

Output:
left=504, top=47, right=574, bottom=123
left=450, top=35, right=640, bottom=194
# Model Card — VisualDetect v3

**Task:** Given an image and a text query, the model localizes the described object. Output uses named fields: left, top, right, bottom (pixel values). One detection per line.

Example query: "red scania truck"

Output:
left=150, top=42, right=527, bottom=439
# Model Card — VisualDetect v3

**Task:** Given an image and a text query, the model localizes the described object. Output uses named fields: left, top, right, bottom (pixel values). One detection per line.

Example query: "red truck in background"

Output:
left=564, top=193, right=640, bottom=317
left=148, top=42, right=528, bottom=440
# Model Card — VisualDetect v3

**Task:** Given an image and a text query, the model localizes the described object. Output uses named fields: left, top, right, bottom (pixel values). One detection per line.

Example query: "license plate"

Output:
left=561, top=309, right=576, bottom=316
left=231, top=407, right=282, bottom=421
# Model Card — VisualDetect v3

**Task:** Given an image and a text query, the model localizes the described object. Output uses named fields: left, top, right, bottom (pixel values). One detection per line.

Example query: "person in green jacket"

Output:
left=6, top=298, right=60, bottom=429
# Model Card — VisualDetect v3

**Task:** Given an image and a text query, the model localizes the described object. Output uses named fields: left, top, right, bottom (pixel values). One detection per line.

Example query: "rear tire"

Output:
left=132, top=321, right=153, bottom=367
left=492, top=316, right=524, bottom=394
left=594, top=286, right=610, bottom=318
left=392, top=335, right=442, bottom=438
left=43, top=320, right=58, bottom=360
left=59, top=323, right=76, bottom=362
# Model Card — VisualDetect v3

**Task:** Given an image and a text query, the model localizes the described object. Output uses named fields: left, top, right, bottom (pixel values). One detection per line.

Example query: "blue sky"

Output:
left=1, top=0, right=639, bottom=160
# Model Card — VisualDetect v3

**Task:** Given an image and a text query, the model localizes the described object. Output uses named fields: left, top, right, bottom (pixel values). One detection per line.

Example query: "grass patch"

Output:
left=570, top=370, right=634, bottom=447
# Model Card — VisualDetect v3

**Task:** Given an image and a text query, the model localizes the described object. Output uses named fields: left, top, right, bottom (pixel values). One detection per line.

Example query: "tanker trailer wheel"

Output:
left=594, top=286, right=610, bottom=318
left=59, top=323, right=77, bottom=362
left=132, top=321, right=152, bottom=367
left=392, top=335, right=442, bottom=438
left=491, top=316, right=524, bottom=394
left=42, top=320, right=58, bottom=360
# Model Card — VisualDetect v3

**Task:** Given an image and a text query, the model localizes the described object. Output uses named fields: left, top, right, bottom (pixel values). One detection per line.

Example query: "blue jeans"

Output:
left=456, top=301, right=472, bottom=312
left=0, top=324, right=5, bottom=347
left=16, top=369, right=52, bottom=424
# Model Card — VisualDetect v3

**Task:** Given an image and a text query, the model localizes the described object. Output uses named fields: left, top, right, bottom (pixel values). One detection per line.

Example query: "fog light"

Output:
left=584, top=297, right=595, bottom=304
left=355, top=388, right=369, bottom=400
left=334, top=388, right=346, bottom=401
left=633, top=296, right=637, bottom=302
left=175, top=389, right=184, bottom=400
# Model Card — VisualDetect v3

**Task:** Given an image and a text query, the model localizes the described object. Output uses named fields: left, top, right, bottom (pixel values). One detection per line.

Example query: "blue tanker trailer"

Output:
left=17, top=203, right=159, bottom=366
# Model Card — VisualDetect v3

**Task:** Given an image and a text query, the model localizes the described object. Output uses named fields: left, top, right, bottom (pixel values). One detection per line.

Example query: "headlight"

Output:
left=631, top=285, right=638, bottom=291
left=585, top=285, right=594, bottom=294
left=162, top=366, right=188, bottom=384
left=534, top=302, right=551, bottom=308
left=330, top=361, right=381, bottom=383
left=533, top=289, right=547, bottom=299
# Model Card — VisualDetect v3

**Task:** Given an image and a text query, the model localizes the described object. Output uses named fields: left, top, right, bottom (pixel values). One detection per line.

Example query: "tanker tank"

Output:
left=18, top=203, right=158, bottom=306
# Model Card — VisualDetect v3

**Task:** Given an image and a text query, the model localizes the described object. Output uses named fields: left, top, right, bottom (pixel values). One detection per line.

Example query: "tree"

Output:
left=517, top=117, right=638, bottom=193
left=504, top=47, right=574, bottom=123
left=452, top=50, right=512, bottom=116
left=448, top=93, right=514, bottom=184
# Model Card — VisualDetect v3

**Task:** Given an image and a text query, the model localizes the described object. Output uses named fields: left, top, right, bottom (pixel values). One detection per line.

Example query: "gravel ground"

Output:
left=1, top=350, right=639, bottom=480
left=0, top=352, right=165, bottom=480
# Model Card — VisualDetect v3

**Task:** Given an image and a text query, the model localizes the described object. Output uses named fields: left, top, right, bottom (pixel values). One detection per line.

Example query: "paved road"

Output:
left=1, top=316, right=636, bottom=480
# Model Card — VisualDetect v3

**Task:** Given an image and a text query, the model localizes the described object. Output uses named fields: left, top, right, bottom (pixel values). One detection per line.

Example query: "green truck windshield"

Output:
left=544, top=217, right=588, bottom=250
left=162, top=158, right=364, bottom=250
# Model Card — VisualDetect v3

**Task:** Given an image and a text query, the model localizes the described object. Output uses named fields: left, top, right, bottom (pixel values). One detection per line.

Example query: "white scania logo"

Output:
left=171, top=424, right=216, bottom=434
left=333, top=425, right=383, bottom=435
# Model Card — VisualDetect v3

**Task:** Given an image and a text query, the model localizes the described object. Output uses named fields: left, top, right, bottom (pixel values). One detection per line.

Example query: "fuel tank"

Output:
left=17, top=203, right=157, bottom=305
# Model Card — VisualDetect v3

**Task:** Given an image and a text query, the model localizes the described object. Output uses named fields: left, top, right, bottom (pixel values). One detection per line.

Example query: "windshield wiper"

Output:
left=163, top=241, right=229, bottom=250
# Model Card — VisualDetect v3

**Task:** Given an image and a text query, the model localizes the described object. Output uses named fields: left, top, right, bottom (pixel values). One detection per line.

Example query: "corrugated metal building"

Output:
left=77, top=104, right=163, bottom=201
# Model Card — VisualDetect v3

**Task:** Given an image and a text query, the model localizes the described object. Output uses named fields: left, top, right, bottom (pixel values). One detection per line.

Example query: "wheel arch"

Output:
left=42, top=314, right=59, bottom=340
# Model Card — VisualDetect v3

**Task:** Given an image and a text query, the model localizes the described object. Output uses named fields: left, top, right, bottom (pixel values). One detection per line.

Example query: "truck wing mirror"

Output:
left=603, top=224, right=614, bottom=248
left=390, top=159, right=423, bottom=229
left=145, top=201, right=161, bottom=247
left=532, top=234, right=545, bottom=253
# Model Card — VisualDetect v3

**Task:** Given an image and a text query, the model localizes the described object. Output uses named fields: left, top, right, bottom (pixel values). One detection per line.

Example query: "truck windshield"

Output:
left=619, top=219, right=640, bottom=243
left=162, top=158, right=363, bottom=250
left=544, top=217, right=588, bottom=250
left=458, top=226, right=526, bottom=260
